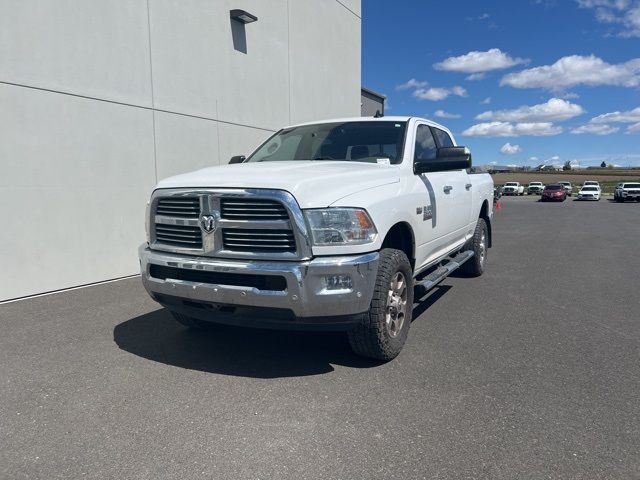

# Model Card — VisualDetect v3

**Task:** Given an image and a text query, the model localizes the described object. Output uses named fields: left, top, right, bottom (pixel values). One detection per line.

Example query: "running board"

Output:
left=415, top=250, right=475, bottom=294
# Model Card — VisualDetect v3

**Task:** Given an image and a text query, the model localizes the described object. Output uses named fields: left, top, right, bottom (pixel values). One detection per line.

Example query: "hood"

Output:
left=155, top=161, right=401, bottom=208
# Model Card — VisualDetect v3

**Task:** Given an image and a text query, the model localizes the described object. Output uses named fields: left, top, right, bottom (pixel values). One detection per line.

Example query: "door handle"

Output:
left=465, top=183, right=472, bottom=190
left=443, top=185, right=453, bottom=193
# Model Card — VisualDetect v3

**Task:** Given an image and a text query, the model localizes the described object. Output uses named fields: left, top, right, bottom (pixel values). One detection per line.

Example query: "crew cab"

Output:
left=138, top=117, right=494, bottom=360
left=527, top=182, right=544, bottom=195
left=614, top=182, right=640, bottom=202
left=502, top=182, right=524, bottom=196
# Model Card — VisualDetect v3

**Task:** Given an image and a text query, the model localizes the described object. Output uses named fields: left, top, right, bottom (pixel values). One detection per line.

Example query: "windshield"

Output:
left=505, top=183, right=518, bottom=186
left=584, top=181, right=598, bottom=185
left=530, top=183, right=542, bottom=186
left=559, top=182, right=570, bottom=186
left=623, top=183, right=640, bottom=188
left=247, top=121, right=408, bottom=164
left=581, top=187, right=598, bottom=191
left=546, top=185, right=563, bottom=190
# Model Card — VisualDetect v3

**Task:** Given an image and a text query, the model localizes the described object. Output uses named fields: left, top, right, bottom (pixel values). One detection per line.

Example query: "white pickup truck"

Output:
left=502, top=182, right=525, bottom=196
left=139, top=117, right=494, bottom=360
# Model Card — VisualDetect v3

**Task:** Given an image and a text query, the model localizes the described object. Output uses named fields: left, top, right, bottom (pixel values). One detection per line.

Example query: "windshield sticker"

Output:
left=376, top=158, right=390, bottom=165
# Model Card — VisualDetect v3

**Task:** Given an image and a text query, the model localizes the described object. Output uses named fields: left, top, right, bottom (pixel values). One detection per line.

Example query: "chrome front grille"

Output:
left=222, top=229, right=296, bottom=252
left=156, top=197, right=200, bottom=218
left=220, top=198, right=288, bottom=221
left=154, top=224, right=203, bottom=248
left=150, top=189, right=311, bottom=260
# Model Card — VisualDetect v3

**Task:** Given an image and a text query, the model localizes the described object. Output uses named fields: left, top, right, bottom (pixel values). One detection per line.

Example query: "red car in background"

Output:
left=541, top=184, right=567, bottom=202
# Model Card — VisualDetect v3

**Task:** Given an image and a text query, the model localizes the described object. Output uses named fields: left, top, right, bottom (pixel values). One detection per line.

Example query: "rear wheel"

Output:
left=348, top=248, right=413, bottom=361
left=460, top=218, right=488, bottom=277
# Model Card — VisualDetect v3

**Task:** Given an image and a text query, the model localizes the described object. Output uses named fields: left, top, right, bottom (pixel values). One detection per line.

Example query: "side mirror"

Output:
left=229, top=155, right=246, bottom=164
left=414, top=147, right=471, bottom=174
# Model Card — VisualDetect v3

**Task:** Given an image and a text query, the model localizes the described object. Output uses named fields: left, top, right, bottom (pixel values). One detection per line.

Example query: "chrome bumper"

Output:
left=139, top=245, right=379, bottom=319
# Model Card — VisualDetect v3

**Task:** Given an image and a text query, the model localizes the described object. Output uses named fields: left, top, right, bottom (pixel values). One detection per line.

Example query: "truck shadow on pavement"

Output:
left=113, top=285, right=451, bottom=379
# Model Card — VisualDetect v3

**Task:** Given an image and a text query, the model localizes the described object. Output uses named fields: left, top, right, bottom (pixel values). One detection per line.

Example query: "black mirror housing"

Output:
left=414, top=147, right=471, bottom=174
left=229, top=155, right=246, bottom=164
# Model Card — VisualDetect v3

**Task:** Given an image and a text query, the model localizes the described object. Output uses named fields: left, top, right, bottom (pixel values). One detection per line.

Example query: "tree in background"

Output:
left=600, top=161, right=607, bottom=168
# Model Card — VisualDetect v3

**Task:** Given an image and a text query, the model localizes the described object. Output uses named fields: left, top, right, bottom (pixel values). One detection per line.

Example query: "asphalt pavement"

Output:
left=1, top=196, right=639, bottom=479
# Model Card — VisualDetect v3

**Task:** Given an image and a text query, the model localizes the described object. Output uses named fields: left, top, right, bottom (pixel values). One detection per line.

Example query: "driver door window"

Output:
left=414, top=124, right=437, bottom=162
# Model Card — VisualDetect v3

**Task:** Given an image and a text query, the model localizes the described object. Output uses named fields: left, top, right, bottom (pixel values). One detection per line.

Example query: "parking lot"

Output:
left=1, top=195, right=639, bottom=479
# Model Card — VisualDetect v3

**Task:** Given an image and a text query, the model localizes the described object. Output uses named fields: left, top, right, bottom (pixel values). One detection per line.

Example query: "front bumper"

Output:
left=139, top=245, right=379, bottom=326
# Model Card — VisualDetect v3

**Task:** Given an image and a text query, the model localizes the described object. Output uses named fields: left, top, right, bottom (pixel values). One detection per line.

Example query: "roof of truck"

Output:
left=284, top=116, right=450, bottom=132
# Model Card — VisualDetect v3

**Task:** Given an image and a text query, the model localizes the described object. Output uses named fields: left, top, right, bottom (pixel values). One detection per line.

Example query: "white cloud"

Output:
left=577, top=0, right=640, bottom=37
left=500, top=55, right=640, bottom=90
left=481, top=97, right=492, bottom=105
left=562, top=92, right=580, bottom=99
left=489, top=161, right=498, bottom=165
left=462, top=122, right=563, bottom=137
left=434, top=48, right=528, bottom=74
left=528, top=156, right=539, bottom=162
left=413, top=86, right=468, bottom=101
left=466, top=73, right=486, bottom=81
left=500, top=143, right=523, bottom=155
left=590, top=106, right=640, bottom=123
left=571, top=123, right=620, bottom=135
left=434, top=110, right=462, bottom=119
left=478, top=13, right=491, bottom=20
left=396, top=78, right=428, bottom=90
left=476, top=98, right=585, bottom=122
left=627, top=122, right=640, bottom=133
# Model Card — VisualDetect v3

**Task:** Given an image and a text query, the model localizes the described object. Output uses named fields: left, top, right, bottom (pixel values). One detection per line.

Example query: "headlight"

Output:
left=304, top=208, right=377, bottom=246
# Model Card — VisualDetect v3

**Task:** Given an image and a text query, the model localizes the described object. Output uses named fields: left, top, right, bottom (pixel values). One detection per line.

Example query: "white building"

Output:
left=0, top=0, right=361, bottom=301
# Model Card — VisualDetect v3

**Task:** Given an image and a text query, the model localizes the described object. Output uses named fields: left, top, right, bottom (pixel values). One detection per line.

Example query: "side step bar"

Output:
left=414, top=250, right=475, bottom=294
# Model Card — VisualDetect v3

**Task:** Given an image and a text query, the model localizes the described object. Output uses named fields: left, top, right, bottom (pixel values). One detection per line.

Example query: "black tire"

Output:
left=347, top=249, right=413, bottom=361
left=459, top=218, right=488, bottom=277
left=170, top=311, right=221, bottom=331
left=616, top=197, right=623, bottom=203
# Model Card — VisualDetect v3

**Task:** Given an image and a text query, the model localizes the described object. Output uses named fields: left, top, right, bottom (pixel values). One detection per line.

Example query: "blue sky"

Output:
left=362, top=0, right=640, bottom=167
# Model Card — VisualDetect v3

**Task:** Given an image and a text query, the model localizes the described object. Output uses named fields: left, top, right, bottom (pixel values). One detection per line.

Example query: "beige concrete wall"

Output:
left=0, top=0, right=361, bottom=301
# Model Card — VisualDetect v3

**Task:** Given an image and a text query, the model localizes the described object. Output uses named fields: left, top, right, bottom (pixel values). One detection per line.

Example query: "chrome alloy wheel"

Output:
left=478, top=230, right=487, bottom=268
left=386, top=272, right=408, bottom=338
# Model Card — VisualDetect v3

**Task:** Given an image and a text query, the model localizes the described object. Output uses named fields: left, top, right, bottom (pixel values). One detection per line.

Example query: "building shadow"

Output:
left=114, top=285, right=451, bottom=379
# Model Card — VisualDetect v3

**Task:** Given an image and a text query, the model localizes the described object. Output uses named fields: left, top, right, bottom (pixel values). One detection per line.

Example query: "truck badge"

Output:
left=423, top=205, right=433, bottom=221
left=200, top=213, right=219, bottom=233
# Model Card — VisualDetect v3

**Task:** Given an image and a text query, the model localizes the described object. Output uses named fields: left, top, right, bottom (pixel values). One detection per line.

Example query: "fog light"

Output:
left=321, top=274, right=353, bottom=291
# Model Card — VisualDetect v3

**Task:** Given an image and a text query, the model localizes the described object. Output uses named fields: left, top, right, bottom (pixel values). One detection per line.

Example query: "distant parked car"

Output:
left=502, top=182, right=524, bottom=196
left=558, top=181, right=573, bottom=196
left=577, top=185, right=601, bottom=201
left=527, top=181, right=544, bottom=195
left=614, top=182, right=640, bottom=202
left=582, top=180, right=601, bottom=192
left=541, top=184, right=567, bottom=202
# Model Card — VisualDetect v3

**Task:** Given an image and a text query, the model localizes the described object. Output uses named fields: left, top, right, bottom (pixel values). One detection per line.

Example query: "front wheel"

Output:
left=347, top=249, right=413, bottom=361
